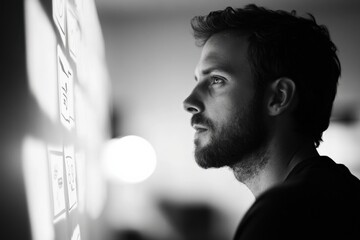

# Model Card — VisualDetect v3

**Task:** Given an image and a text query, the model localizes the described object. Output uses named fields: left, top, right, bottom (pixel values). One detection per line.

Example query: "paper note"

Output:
left=67, top=8, right=81, bottom=61
left=64, top=145, right=78, bottom=211
left=57, top=46, right=75, bottom=131
left=49, top=150, right=66, bottom=217
left=52, top=0, right=66, bottom=46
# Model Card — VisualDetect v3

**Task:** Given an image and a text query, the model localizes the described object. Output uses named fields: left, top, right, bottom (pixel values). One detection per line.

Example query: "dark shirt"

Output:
left=234, top=156, right=360, bottom=240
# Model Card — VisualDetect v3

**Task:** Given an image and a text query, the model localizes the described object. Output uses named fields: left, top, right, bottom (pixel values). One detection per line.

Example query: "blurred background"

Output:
left=2, top=0, right=360, bottom=240
left=96, top=0, right=360, bottom=239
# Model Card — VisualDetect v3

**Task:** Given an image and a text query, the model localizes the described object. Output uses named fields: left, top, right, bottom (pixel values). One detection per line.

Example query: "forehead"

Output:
left=195, top=31, right=250, bottom=76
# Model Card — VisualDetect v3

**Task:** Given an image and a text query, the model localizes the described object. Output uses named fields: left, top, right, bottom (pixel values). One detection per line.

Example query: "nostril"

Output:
left=183, top=99, right=200, bottom=114
left=186, top=106, right=199, bottom=114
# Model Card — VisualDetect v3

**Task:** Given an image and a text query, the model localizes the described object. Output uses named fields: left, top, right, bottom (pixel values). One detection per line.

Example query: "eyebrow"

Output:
left=194, top=65, right=232, bottom=82
left=202, top=66, right=222, bottom=75
left=194, top=67, right=216, bottom=82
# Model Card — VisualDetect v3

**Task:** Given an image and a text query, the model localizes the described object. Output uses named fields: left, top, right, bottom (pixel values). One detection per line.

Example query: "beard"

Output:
left=192, top=94, right=269, bottom=174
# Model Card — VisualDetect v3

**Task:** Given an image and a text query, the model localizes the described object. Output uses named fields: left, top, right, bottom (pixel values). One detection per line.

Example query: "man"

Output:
left=183, top=4, right=360, bottom=240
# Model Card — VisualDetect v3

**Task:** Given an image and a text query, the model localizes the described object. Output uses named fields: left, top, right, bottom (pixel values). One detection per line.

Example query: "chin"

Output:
left=194, top=147, right=229, bottom=169
left=195, top=158, right=222, bottom=169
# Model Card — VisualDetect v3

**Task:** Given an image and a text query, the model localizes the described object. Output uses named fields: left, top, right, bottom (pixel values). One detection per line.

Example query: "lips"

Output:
left=191, top=115, right=213, bottom=135
left=192, top=124, right=208, bottom=133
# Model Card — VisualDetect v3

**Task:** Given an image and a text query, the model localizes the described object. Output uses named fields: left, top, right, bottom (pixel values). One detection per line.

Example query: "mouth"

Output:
left=192, top=124, right=208, bottom=133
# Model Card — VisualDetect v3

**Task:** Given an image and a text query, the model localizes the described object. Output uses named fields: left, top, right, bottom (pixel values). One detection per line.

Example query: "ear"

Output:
left=266, top=78, right=297, bottom=116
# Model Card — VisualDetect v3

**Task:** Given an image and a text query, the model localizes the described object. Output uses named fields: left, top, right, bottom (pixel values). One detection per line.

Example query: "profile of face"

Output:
left=183, top=31, right=269, bottom=169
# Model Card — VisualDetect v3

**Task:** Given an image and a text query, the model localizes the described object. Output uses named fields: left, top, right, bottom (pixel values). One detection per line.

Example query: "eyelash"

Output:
left=209, top=76, right=225, bottom=86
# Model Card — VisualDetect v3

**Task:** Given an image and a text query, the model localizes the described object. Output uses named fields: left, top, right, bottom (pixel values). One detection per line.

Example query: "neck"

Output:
left=232, top=138, right=319, bottom=198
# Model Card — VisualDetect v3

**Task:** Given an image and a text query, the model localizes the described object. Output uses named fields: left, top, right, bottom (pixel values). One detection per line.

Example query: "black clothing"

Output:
left=234, top=156, right=360, bottom=240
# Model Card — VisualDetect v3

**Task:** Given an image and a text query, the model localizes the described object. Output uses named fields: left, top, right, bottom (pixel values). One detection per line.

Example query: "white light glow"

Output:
left=25, top=0, right=58, bottom=123
left=22, top=136, right=54, bottom=240
left=101, top=136, right=157, bottom=183
left=87, top=160, right=107, bottom=219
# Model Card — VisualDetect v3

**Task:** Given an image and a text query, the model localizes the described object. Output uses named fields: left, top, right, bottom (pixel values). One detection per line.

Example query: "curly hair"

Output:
left=191, top=4, right=341, bottom=147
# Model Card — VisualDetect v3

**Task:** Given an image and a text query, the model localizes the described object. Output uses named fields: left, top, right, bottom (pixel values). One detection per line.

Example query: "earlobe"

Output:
left=267, top=78, right=297, bottom=116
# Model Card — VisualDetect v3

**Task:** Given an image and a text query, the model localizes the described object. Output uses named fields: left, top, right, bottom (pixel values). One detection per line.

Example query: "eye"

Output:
left=209, top=76, right=225, bottom=86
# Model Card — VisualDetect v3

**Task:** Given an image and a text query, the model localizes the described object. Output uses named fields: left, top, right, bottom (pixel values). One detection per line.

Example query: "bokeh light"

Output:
left=101, top=135, right=157, bottom=183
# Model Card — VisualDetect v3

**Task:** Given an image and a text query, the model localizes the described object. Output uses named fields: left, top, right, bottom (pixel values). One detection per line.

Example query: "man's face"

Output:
left=183, top=31, right=268, bottom=169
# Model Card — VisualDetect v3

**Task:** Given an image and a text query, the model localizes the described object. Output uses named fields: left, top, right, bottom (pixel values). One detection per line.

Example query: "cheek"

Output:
left=205, top=84, right=255, bottom=125
left=209, top=99, right=242, bottom=127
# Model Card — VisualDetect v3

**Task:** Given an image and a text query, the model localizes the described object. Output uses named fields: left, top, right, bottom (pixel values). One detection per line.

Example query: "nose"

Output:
left=183, top=89, right=204, bottom=114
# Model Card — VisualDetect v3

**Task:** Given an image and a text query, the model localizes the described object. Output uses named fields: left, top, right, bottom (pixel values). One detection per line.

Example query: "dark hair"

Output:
left=191, top=4, right=341, bottom=147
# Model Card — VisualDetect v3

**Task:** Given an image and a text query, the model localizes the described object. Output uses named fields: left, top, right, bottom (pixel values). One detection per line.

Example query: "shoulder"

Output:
left=234, top=157, right=360, bottom=240
left=233, top=187, right=304, bottom=240
left=234, top=186, right=360, bottom=240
